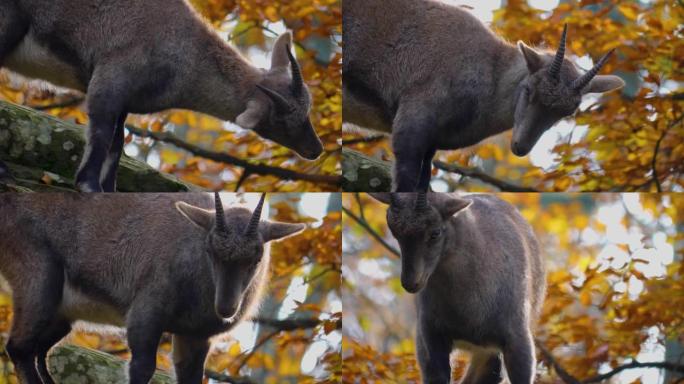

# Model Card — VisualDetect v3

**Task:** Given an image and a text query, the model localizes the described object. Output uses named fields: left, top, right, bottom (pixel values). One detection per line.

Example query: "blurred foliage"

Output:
left=344, top=0, right=683, bottom=192
left=0, top=194, right=342, bottom=383
left=341, top=192, right=683, bottom=383
left=0, top=0, right=341, bottom=192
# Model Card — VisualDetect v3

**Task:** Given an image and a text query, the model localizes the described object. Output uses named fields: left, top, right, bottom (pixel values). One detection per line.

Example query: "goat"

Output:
left=344, top=0, right=625, bottom=191
left=0, top=0, right=323, bottom=192
left=0, top=192, right=305, bottom=384
left=369, top=192, right=546, bottom=384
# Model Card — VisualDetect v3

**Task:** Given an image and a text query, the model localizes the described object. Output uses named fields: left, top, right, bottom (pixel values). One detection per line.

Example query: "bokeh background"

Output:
left=0, top=193, right=342, bottom=384
left=343, top=0, right=683, bottom=192
left=0, top=0, right=341, bottom=192
left=342, top=193, right=683, bottom=383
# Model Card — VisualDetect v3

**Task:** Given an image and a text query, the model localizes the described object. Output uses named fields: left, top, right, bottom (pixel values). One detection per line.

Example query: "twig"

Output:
left=235, top=329, right=280, bottom=372
left=535, top=340, right=581, bottom=384
left=582, top=361, right=684, bottom=383
left=342, top=206, right=400, bottom=257
left=433, top=160, right=538, bottom=192
left=125, top=124, right=340, bottom=186
left=535, top=338, right=684, bottom=384
left=254, top=317, right=324, bottom=331
left=651, top=113, right=683, bottom=192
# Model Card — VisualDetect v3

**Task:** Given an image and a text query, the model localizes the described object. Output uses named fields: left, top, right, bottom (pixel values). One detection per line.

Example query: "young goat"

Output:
left=345, top=0, right=625, bottom=191
left=0, top=0, right=323, bottom=191
left=370, top=192, right=546, bottom=384
left=0, top=193, right=305, bottom=384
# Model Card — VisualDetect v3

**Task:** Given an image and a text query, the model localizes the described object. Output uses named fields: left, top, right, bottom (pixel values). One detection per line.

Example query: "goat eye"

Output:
left=428, top=229, right=441, bottom=241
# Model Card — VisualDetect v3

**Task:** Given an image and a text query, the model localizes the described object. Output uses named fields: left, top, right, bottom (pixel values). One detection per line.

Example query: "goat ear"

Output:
left=261, top=221, right=306, bottom=242
left=176, top=202, right=214, bottom=231
left=271, top=31, right=293, bottom=69
left=236, top=100, right=265, bottom=130
left=517, top=41, right=544, bottom=73
left=440, top=196, right=472, bottom=219
left=583, top=75, right=625, bottom=94
left=368, top=193, right=392, bottom=205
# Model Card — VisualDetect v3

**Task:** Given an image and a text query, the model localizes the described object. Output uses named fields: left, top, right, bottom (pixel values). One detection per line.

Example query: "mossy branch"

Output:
left=0, top=100, right=197, bottom=192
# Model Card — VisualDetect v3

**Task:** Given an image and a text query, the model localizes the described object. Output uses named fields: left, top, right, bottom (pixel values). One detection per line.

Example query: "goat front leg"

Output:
left=5, top=255, right=64, bottom=384
left=502, top=330, right=536, bottom=384
left=391, top=104, right=436, bottom=192
left=416, top=147, right=436, bottom=191
left=75, top=67, right=128, bottom=192
left=35, top=319, right=72, bottom=384
left=172, top=335, right=210, bottom=384
left=416, top=322, right=452, bottom=384
left=126, top=301, right=164, bottom=384
left=0, top=160, right=12, bottom=181
left=100, top=112, right=128, bottom=192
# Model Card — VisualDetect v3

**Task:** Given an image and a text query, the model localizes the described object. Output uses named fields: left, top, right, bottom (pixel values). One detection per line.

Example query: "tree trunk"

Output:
left=47, top=344, right=174, bottom=384
left=341, top=148, right=392, bottom=192
left=0, top=100, right=197, bottom=192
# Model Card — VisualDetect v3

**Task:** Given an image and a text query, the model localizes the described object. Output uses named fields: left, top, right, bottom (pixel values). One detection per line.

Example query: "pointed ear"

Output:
left=518, top=41, right=544, bottom=73
left=271, top=31, right=293, bottom=69
left=583, top=75, right=625, bottom=94
left=261, top=221, right=306, bottom=242
left=440, top=196, right=472, bottom=219
left=176, top=202, right=213, bottom=231
left=236, top=99, right=265, bottom=129
left=368, top=193, right=392, bottom=205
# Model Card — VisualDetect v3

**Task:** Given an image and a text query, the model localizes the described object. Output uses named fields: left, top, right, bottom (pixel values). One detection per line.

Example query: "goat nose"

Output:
left=511, top=141, right=523, bottom=156
left=216, top=303, right=239, bottom=319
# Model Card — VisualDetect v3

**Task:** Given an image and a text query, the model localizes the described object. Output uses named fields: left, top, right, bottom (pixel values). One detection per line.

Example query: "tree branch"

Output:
left=432, top=160, right=538, bottom=192
left=582, top=361, right=684, bottom=383
left=0, top=101, right=194, bottom=192
left=341, top=148, right=537, bottom=192
left=535, top=340, right=581, bottom=384
left=342, top=204, right=400, bottom=258
left=535, top=339, right=684, bottom=384
left=651, top=113, right=683, bottom=192
left=255, top=317, right=330, bottom=331
left=125, top=124, right=341, bottom=187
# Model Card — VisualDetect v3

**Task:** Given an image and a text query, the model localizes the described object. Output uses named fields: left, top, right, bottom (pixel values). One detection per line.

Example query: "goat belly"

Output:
left=59, top=282, right=126, bottom=327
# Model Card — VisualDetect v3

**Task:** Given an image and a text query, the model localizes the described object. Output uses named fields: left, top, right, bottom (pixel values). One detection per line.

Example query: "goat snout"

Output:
left=511, top=140, right=530, bottom=157
left=215, top=301, right=240, bottom=319
left=298, top=142, right=323, bottom=160
left=401, top=275, right=425, bottom=293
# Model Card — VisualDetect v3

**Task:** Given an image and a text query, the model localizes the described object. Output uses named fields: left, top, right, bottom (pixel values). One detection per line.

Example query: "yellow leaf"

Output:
left=618, top=4, right=638, bottom=21
left=228, top=342, right=241, bottom=357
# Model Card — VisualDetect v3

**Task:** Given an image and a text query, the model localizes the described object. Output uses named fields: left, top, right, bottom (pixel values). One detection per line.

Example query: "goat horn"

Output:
left=256, top=84, right=292, bottom=112
left=245, top=194, right=266, bottom=237
left=549, top=24, right=567, bottom=80
left=415, top=192, right=427, bottom=211
left=286, top=44, right=304, bottom=97
left=214, top=192, right=228, bottom=234
left=572, top=49, right=615, bottom=91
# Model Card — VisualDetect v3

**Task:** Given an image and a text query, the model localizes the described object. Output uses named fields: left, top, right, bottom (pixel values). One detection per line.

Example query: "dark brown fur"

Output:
left=344, top=0, right=624, bottom=191
left=0, top=0, right=322, bottom=191
left=0, top=193, right=305, bottom=384
left=370, top=192, right=546, bottom=384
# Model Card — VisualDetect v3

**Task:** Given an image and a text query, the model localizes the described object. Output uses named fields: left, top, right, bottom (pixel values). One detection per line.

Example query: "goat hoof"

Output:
left=76, top=181, right=103, bottom=193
